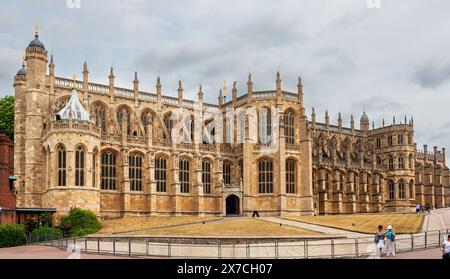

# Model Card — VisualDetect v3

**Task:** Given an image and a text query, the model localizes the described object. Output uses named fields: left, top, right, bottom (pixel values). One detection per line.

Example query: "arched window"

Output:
left=202, top=160, right=212, bottom=194
left=258, top=159, right=273, bottom=193
left=57, top=145, right=66, bottom=186
left=92, top=103, right=107, bottom=134
left=179, top=158, right=190, bottom=193
left=101, top=151, right=117, bottom=190
left=399, top=180, right=406, bottom=199
left=258, top=108, right=272, bottom=144
left=388, top=156, right=394, bottom=171
left=75, top=146, right=85, bottom=187
left=284, top=112, right=295, bottom=145
left=117, top=108, right=131, bottom=135
left=389, top=180, right=395, bottom=200
left=155, top=157, right=167, bottom=192
left=129, top=154, right=143, bottom=191
left=286, top=159, right=296, bottom=194
left=223, top=162, right=231, bottom=186
left=163, top=113, right=173, bottom=140
left=398, top=156, right=404, bottom=169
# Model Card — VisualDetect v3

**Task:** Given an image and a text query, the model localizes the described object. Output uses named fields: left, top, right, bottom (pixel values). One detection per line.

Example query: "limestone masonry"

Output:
left=13, top=32, right=450, bottom=219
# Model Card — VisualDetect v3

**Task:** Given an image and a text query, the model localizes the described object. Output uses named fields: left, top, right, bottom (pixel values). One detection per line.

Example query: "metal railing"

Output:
left=27, top=229, right=449, bottom=259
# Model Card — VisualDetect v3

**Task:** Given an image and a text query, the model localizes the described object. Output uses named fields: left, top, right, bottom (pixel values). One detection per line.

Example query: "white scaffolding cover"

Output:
left=57, top=89, right=91, bottom=121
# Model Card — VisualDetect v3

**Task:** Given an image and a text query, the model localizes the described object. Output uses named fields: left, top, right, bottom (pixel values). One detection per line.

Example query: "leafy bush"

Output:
left=0, top=225, right=26, bottom=248
left=40, top=212, right=53, bottom=228
left=24, top=217, right=39, bottom=234
left=60, top=208, right=101, bottom=236
left=30, top=226, right=62, bottom=242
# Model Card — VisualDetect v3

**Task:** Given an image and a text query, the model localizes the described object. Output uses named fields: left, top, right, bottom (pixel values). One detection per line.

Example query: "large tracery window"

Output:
left=223, top=162, right=231, bottom=186
left=286, top=159, right=296, bottom=194
left=258, top=159, right=273, bottom=194
left=284, top=112, right=295, bottom=145
left=57, top=145, right=66, bottom=186
left=129, top=154, right=143, bottom=191
left=179, top=158, right=190, bottom=193
left=155, top=157, right=167, bottom=192
left=101, top=151, right=117, bottom=190
left=202, top=160, right=212, bottom=195
left=75, top=146, right=85, bottom=187
left=258, top=108, right=272, bottom=144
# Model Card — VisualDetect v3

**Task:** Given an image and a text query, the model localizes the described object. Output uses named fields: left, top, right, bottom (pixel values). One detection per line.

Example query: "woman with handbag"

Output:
left=374, top=225, right=385, bottom=257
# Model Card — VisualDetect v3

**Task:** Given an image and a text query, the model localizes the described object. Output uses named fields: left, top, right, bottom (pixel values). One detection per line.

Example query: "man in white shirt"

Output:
left=441, top=234, right=450, bottom=259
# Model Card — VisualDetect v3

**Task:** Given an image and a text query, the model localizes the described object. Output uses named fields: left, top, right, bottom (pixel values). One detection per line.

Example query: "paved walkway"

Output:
left=425, top=208, right=450, bottom=231
left=261, top=217, right=367, bottom=237
left=0, top=246, right=135, bottom=259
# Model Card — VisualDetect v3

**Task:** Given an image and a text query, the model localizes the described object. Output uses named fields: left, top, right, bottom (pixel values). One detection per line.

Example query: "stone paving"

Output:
left=0, top=245, right=134, bottom=259
left=425, top=208, right=450, bottom=231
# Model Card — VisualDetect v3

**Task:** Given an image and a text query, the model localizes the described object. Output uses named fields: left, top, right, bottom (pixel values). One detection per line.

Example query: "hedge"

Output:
left=0, top=225, right=26, bottom=248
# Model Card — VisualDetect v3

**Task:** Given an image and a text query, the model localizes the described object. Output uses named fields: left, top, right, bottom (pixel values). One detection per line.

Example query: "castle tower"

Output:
left=17, top=30, right=49, bottom=208
left=13, top=60, right=27, bottom=207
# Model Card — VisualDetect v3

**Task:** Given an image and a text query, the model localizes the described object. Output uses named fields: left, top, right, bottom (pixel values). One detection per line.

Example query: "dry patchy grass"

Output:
left=132, top=219, right=321, bottom=236
left=99, top=216, right=220, bottom=234
left=284, top=213, right=425, bottom=234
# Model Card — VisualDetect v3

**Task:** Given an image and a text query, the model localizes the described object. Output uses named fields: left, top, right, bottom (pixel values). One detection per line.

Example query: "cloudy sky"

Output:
left=1, top=0, right=450, bottom=153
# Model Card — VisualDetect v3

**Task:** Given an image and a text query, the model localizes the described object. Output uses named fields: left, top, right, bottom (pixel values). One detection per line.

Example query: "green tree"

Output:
left=0, top=95, right=14, bottom=140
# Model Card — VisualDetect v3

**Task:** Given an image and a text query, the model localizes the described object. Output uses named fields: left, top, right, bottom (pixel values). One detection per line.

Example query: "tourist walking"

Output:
left=385, top=225, right=396, bottom=257
left=374, top=225, right=385, bottom=257
left=415, top=203, right=421, bottom=214
left=441, top=234, right=450, bottom=259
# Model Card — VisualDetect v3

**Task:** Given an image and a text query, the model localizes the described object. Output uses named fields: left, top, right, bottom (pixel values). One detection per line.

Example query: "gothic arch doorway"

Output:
left=226, top=195, right=240, bottom=216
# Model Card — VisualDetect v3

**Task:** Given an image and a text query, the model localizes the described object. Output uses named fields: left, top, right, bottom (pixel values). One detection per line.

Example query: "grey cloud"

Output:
left=413, top=62, right=450, bottom=89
